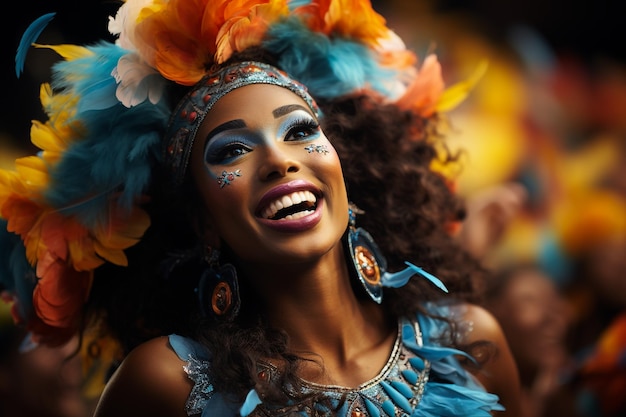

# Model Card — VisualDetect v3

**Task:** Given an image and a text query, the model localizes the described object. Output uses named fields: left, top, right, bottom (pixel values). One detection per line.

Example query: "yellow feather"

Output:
left=15, top=157, right=49, bottom=190
left=30, top=122, right=66, bottom=155
left=0, top=170, right=27, bottom=197
left=32, top=43, right=92, bottom=61
left=436, top=60, right=488, bottom=113
left=93, top=244, right=129, bottom=267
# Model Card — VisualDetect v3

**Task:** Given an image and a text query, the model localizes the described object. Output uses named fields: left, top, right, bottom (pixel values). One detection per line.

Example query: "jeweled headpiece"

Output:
left=1, top=0, right=478, bottom=345
left=165, top=61, right=320, bottom=185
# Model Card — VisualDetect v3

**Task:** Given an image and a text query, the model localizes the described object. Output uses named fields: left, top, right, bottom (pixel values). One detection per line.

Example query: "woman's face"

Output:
left=190, top=84, right=349, bottom=265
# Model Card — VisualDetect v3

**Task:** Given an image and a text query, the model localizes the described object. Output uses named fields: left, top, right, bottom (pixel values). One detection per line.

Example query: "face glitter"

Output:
left=304, top=144, right=329, bottom=155
left=217, top=170, right=242, bottom=188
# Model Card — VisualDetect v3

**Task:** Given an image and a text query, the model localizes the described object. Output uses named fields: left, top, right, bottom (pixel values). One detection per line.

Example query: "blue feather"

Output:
left=35, top=41, right=168, bottom=227
left=0, top=220, right=36, bottom=321
left=15, top=12, right=56, bottom=78
left=264, top=19, right=400, bottom=100
left=381, top=262, right=448, bottom=293
left=239, top=389, right=262, bottom=416
left=287, top=0, right=312, bottom=10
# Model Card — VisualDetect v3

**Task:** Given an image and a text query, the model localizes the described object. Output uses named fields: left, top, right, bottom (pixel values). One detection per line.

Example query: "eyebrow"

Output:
left=205, top=119, right=247, bottom=142
left=272, top=104, right=312, bottom=119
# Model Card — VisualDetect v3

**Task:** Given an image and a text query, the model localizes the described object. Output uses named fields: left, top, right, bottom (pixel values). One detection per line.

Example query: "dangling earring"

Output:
left=345, top=204, right=388, bottom=304
left=345, top=205, right=449, bottom=303
left=197, top=247, right=241, bottom=320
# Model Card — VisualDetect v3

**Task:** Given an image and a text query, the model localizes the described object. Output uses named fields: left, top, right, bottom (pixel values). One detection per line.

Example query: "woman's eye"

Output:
left=285, top=120, right=320, bottom=142
left=205, top=142, right=252, bottom=164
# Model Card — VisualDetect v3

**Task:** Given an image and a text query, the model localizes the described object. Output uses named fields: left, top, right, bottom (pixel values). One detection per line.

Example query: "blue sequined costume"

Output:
left=169, top=305, right=504, bottom=417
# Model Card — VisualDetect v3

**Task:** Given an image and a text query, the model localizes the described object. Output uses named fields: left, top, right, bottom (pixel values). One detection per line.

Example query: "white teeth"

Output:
left=283, top=210, right=314, bottom=220
left=261, top=190, right=317, bottom=220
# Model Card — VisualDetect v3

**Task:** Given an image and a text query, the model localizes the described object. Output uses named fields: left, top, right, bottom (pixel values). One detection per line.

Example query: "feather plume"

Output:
left=395, top=54, right=445, bottom=118
left=0, top=220, right=37, bottom=322
left=265, top=20, right=398, bottom=99
left=436, top=60, right=488, bottom=113
left=15, top=12, right=56, bottom=77
left=33, top=43, right=92, bottom=61
left=129, top=0, right=217, bottom=85
left=113, top=54, right=165, bottom=107
left=34, top=251, right=91, bottom=328
left=322, top=0, right=388, bottom=45
left=215, top=0, right=289, bottom=64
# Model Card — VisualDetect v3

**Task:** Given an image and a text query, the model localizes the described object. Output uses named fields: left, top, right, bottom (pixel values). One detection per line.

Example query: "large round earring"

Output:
left=197, top=247, right=241, bottom=320
left=345, top=204, right=387, bottom=304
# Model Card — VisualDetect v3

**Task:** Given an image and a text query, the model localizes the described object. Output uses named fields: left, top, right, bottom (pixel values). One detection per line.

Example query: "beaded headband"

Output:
left=164, top=61, right=321, bottom=186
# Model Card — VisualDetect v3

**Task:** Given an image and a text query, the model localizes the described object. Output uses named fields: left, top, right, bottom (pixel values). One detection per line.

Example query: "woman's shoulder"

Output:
left=93, top=336, right=193, bottom=417
left=458, top=303, right=523, bottom=417
left=420, top=301, right=514, bottom=345
left=461, top=303, right=510, bottom=344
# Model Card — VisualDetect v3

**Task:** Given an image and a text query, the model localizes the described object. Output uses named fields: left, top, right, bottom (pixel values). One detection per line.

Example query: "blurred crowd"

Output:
left=0, top=302, right=97, bottom=417
left=379, top=2, right=626, bottom=416
left=2, top=1, right=625, bottom=417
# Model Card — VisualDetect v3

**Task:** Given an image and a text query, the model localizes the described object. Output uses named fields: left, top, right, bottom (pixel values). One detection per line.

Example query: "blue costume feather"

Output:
left=264, top=20, right=399, bottom=100
left=0, top=220, right=36, bottom=321
left=381, top=262, right=449, bottom=293
left=15, top=12, right=56, bottom=77
left=38, top=42, right=169, bottom=228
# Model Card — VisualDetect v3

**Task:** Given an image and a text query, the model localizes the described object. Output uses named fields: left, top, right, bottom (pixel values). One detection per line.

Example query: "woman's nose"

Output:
left=257, top=144, right=300, bottom=181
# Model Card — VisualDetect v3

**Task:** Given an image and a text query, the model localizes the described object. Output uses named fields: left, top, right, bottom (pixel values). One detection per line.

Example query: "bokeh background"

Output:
left=2, top=1, right=625, bottom=417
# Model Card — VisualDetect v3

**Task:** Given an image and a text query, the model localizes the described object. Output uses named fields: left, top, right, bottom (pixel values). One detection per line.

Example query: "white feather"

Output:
left=108, top=0, right=154, bottom=50
left=113, top=54, right=165, bottom=107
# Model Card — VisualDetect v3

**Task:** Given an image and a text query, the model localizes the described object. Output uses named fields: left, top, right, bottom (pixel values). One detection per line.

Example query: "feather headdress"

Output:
left=1, top=0, right=477, bottom=346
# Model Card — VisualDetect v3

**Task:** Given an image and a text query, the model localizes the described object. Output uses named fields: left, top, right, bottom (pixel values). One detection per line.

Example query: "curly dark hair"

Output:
left=83, top=48, right=490, bottom=412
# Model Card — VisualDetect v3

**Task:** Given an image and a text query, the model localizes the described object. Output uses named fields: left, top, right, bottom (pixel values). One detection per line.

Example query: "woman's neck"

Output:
left=241, top=247, right=397, bottom=387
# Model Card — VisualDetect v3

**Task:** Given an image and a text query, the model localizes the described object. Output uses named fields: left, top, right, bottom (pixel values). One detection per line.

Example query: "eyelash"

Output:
left=205, top=140, right=252, bottom=164
left=284, top=118, right=320, bottom=142
left=205, top=118, right=321, bottom=164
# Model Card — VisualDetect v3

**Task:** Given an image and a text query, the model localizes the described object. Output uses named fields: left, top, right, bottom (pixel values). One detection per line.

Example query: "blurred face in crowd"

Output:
left=486, top=266, right=570, bottom=384
left=0, top=331, right=92, bottom=417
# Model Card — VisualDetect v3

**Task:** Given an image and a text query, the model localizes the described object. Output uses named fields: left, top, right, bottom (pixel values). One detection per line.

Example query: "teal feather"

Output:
left=15, top=12, right=56, bottom=77
left=239, top=389, right=262, bottom=416
left=287, top=0, right=312, bottom=9
left=264, top=20, right=398, bottom=100
left=45, top=103, right=167, bottom=225
left=381, top=262, right=448, bottom=293
left=40, top=42, right=169, bottom=228
left=0, top=220, right=36, bottom=321
left=52, top=42, right=124, bottom=110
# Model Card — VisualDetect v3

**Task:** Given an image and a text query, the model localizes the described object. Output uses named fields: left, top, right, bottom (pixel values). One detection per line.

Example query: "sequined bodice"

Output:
left=297, top=321, right=430, bottom=417
left=169, top=305, right=504, bottom=417
left=252, top=320, right=431, bottom=416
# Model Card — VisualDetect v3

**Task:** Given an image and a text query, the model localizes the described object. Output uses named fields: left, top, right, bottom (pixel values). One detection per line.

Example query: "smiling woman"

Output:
left=0, top=1, right=522, bottom=417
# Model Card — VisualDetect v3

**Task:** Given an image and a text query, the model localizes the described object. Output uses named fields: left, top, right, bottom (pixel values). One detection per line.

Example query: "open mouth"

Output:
left=260, top=190, right=318, bottom=220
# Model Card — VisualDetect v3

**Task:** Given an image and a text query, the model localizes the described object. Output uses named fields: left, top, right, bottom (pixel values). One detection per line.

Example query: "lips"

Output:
left=255, top=181, right=322, bottom=231
left=260, top=190, right=317, bottom=220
